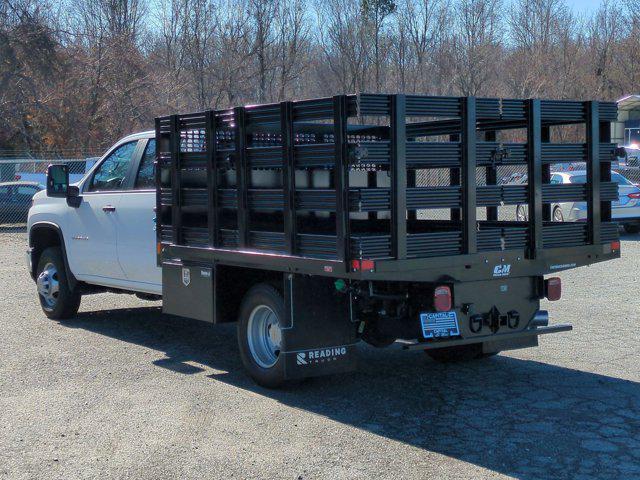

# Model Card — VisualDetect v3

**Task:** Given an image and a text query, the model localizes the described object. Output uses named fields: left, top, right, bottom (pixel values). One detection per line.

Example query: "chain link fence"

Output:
left=1, top=156, right=638, bottom=230
left=0, top=158, right=96, bottom=229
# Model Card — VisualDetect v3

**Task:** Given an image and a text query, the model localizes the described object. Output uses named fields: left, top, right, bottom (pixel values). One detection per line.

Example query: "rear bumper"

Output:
left=401, top=322, right=572, bottom=352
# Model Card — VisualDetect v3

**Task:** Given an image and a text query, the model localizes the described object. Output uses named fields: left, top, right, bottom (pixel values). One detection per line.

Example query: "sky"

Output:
left=507, top=0, right=603, bottom=15
left=548, top=0, right=602, bottom=13
left=565, top=0, right=603, bottom=13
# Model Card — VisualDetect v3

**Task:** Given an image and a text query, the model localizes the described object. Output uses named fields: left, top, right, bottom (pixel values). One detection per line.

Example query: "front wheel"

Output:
left=36, top=247, right=81, bottom=319
left=516, top=205, right=528, bottom=222
left=553, top=207, right=564, bottom=222
left=237, top=283, right=287, bottom=388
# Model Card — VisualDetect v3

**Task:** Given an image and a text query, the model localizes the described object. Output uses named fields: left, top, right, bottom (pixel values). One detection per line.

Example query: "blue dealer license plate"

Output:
left=420, top=312, right=460, bottom=339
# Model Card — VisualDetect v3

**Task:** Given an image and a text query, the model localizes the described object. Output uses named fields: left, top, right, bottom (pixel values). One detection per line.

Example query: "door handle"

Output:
left=102, top=205, right=116, bottom=212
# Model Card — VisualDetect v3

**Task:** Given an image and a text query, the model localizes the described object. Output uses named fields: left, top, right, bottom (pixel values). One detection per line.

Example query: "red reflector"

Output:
left=351, top=259, right=375, bottom=272
left=361, top=260, right=375, bottom=271
left=434, top=285, right=452, bottom=312
left=611, top=240, right=620, bottom=251
left=545, top=277, right=562, bottom=301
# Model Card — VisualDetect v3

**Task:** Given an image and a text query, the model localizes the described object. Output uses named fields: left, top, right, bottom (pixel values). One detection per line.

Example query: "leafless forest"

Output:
left=1, top=0, right=638, bottom=156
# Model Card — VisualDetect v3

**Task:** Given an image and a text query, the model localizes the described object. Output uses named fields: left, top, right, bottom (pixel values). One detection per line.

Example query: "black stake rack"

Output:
left=155, top=94, right=620, bottom=281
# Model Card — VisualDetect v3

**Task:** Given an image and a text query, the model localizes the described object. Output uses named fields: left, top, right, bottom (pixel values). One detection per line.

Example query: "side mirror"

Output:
left=46, top=164, right=69, bottom=197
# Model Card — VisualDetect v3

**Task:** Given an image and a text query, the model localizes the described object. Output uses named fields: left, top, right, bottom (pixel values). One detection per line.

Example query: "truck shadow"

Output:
left=65, top=306, right=640, bottom=479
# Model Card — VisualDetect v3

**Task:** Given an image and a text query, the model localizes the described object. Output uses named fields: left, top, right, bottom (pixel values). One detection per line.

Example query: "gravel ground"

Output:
left=1, top=230, right=640, bottom=480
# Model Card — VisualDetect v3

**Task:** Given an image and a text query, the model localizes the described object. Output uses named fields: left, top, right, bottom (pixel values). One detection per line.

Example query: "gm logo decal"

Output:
left=493, top=264, right=511, bottom=277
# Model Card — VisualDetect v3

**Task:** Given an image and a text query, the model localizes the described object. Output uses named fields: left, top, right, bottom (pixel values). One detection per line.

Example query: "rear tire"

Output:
left=426, top=344, right=498, bottom=363
left=36, top=247, right=81, bottom=319
left=237, top=283, right=287, bottom=388
left=623, top=224, right=640, bottom=234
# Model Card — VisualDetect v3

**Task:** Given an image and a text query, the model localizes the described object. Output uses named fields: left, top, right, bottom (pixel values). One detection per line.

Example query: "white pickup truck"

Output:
left=27, top=132, right=160, bottom=319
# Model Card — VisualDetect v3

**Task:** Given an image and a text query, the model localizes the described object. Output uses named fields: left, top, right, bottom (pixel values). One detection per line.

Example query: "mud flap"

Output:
left=280, top=274, right=359, bottom=380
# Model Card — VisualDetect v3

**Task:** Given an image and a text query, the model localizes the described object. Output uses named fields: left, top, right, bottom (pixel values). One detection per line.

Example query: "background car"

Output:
left=514, top=170, right=640, bottom=234
left=0, top=181, right=44, bottom=224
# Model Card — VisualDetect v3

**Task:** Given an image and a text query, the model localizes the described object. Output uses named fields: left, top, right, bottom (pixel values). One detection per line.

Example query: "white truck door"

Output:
left=116, top=138, right=162, bottom=291
left=66, top=141, right=139, bottom=280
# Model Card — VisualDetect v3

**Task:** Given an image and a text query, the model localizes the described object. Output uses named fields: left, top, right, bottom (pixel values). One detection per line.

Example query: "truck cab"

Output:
left=27, top=131, right=160, bottom=318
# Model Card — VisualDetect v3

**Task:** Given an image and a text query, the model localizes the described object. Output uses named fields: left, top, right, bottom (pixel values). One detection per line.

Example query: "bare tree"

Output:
left=249, top=0, right=278, bottom=102
left=317, top=0, right=371, bottom=93
left=587, top=0, right=623, bottom=98
left=274, top=0, right=310, bottom=100
left=4, top=0, right=640, bottom=156
left=361, top=0, right=396, bottom=92
left=506, top=0, right=574, bottom=97
left=450, top=0, right=503, bottom=96
left=395, top=0, right=450, bottom=93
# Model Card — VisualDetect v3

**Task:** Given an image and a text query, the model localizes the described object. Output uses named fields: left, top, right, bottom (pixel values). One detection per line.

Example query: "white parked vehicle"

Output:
left=515, top=170, right=640, bottom=233
left=27, top=132, right=159, bottom=318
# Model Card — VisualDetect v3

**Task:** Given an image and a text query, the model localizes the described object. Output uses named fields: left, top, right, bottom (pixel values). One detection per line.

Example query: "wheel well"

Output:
left=29, top=224, right=76, bottom=289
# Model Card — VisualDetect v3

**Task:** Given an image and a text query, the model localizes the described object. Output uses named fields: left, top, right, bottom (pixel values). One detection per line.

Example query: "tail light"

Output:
left=628, top=192, right=640, bottom=199
left=545, top=277, right=562, bottom=301
left=14, top=174, right=21, bottom=180
left=434, top=285, right=452, bottom=312
left=351, top=259, right=375, bottom=272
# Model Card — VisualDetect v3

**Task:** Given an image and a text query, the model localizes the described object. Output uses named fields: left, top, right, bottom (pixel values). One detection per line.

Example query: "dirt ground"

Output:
left=1, top=231, right=640, bottom=479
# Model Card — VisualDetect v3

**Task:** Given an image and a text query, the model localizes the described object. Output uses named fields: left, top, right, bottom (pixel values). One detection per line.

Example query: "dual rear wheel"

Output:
left=237, top=284, right=287, bottom=388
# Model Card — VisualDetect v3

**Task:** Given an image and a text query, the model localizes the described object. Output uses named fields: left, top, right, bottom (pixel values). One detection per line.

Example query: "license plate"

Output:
left=420, top=312, right=460, bottom=339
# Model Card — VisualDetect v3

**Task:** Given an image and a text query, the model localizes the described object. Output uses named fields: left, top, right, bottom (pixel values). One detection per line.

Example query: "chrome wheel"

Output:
left=516, top=205, right=527, bottom=222
left=247, top=305, right=282, bottom=369
left=37, top=262, right=59, bottom=310
left=553, top=208, right=564, bottom=222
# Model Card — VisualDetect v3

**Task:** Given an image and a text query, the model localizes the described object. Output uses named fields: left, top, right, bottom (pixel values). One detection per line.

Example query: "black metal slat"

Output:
left=391, top=94, right=407, bottom=260
left=333, top=95, right=350, bottom=265
left=281, top=101, right=296, bottom=254
left=484, top=131, right=498, bottom=221
left=234, top=107, right=249, bottom=247
left=462, top=97, right=477, bottom=254
left=587, top=101, right=601, bottom=246
left=205, top=111, right=218, bottom=247
left=170, top=115, right=182, bottom=245
left=527, top=100, right=543, bottom=258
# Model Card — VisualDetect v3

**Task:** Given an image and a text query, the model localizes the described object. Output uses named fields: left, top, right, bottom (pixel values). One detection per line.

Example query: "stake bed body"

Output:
left=155, top=93, right=620, bottom=385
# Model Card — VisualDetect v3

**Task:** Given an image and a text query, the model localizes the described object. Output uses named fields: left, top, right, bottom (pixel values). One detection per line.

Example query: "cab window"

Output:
left=135, top=140, right=155, bottom=190
left=88, top=141, right=137, bottom=192
left=16, top=185, right=40, bottom=195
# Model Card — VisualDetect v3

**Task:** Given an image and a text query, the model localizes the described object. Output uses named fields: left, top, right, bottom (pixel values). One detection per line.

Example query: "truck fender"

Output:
left=29, top=221, right=78, bottom=291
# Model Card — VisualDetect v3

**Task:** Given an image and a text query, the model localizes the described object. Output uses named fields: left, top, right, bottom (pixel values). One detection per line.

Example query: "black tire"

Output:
left=36, top=247, right=81, bottom=320
left=426, top=343, right=498, bottom=363
left=623, top=223, right=640, bottom=234
left=237, top=283, right=287, bottom=388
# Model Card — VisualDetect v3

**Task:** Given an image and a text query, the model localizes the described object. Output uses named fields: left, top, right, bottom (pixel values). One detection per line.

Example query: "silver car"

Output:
left=515, top=170, right=640, bottom=233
